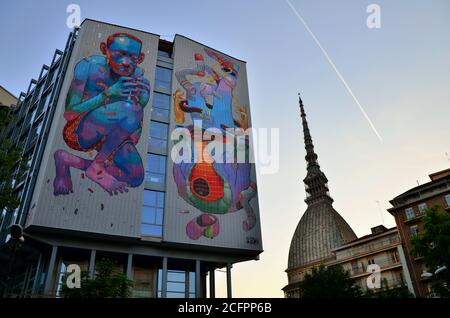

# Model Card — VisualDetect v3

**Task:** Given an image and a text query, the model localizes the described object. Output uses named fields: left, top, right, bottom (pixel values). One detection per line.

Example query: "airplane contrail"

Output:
left=286, top=0, right=383, bottom=142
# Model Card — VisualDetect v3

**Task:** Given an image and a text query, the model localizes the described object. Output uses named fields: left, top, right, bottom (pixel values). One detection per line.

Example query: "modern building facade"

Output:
left=388, top=168, right=450, bottom=297
left=0, top=19, right=262, bottom=298
left=283, top=96, right=357, bottom=297
left=330, top=225, right=415, bottom=296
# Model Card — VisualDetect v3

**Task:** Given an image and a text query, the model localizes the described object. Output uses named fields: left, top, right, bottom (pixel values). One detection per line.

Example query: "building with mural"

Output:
left=0, top=19, right=262, bottom=298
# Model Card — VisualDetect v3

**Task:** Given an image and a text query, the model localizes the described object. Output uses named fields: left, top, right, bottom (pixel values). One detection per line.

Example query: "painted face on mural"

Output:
left=100, top=34, right=145, bottom=76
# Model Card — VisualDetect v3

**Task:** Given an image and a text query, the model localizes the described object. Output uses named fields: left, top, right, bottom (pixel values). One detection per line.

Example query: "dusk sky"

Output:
left=1, top=0, right=449, bottom=297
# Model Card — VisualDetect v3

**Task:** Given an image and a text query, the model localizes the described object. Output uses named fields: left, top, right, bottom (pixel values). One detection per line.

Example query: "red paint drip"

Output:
left=81, top=173, right=85, bottom=179
left=88, top=188, right=94, bottom=193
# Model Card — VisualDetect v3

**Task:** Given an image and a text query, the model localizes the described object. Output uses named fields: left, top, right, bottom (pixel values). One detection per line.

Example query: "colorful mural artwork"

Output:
left=173, top=49, right=258, bottom=240
left=53, top=33, right=150, bottom=196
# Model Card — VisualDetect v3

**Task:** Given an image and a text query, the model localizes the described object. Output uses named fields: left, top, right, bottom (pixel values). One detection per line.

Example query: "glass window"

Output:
left=167, top=282, right=185, bottom=293
left=446, top=194, right=450, bottom=207
left=418, top=203, right=427, bottom=215
left=153, top=92, right=170, bottom=110
left=141, top=190, right=164, bottom=237
left=155, top=66, right=172, bottom=91
left=409, top=225, right=419, bottom=237
left=152, top=92, right=170, bottom=121
left=188, top=272, right=196, bottom=298
left=149, top=121, right=169, bottom=152
left=404, top=207, right=415, bottom=220
left=156, top=269, right=196, bottom=298
left=168, top=271, right=185, bottom=282
left=157, top=50, right=171, bottom=58
left=145, top=154, right=166, bottom=185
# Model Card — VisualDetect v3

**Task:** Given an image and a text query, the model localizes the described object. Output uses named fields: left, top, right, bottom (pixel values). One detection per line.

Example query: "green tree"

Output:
left=0, top=106, right=28, bottom=212
left=411, top=205, right=450, bottom=297
left=298, top=265, right=361, bottom=298
left=61, top=259, right=133, bottom=298
left=366, top=277, right=413, bottom=298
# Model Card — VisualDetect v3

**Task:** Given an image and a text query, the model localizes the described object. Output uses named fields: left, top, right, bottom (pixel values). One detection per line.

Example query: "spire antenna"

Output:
left=299, top=94, right=333, bottom=205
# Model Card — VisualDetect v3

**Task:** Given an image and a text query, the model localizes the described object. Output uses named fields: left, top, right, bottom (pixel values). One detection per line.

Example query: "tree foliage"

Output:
left=298, top=265, right=361, bottom=298
left=364, top=277, right=413, bottom=298
left=411, top=205, right=450, bottom=297
left=61, top=259, right=133, bottom=298
left=0, top=106, right=27, bottom=211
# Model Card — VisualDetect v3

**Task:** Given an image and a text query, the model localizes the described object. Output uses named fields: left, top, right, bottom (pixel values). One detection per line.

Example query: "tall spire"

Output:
left=298, top=93, right=333, bottom=205
left=299, top=94, right=319, bottom=169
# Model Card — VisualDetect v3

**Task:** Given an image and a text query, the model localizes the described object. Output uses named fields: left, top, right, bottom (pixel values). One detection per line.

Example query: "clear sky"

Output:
left=1, top=0, right=449, bottom=297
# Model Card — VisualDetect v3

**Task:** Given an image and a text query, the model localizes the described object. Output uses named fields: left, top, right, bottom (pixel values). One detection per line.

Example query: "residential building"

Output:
left=388, top=168, right=450, bottom=297
left=330, top=225, right=415, bottom=296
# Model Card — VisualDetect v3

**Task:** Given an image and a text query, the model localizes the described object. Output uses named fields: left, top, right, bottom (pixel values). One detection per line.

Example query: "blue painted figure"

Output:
left=53, top=32, right=150, bottom=196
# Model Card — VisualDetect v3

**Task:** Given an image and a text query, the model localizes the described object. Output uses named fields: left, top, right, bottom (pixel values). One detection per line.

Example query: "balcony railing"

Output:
left=350, top=260, right=401, bottom=276
left=337, top=236, right=400, bottom=259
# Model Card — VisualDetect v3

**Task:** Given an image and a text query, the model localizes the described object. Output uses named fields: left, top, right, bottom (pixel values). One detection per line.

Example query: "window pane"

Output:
left=155, top=208, right=163, bottom=225
left=168, top=271, right=185, bottom=282
left=418, top=203, right=427, bottom=214
left=446, top=195, right=450, bottom=207
left=156, top=67, right=172, bottom=82
left=167, top=282, right=185, bottom=293
left=155, top=67, right=172, bottom=91
left=405, top=208, right=415, bottom=220
left=157, top=192, right=165, bottom=208
left=158, top=269, right=162, bottom=290
left=189, top=272, right=196, bottom=293
left=143, top=190, right=157, bottom=206
left=146, top=172, right=165, bottom=184
left=142, top=206, right=156, bottom=224
left=166, top=291, right=185, bottom=298
left=157, top=50, right=171, bottom=58
left=149, top=121, right=169, bottom=151
left=159, top=156, right=166, bottom=173
left=150, top=121, right=168, bottom=140
left=153, top=93, right=170, bottom=110
left=145, top=154, right=166, bottom=184
left=151, top=107, right=169, bottom=122
left=140, top=223, right=162, bottom=236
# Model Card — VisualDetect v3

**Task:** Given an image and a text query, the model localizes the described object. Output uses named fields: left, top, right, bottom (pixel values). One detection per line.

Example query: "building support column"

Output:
left=161, top=257, right=168, bottom=298
left=195, top=259, right=201, bottom=298
left=126, top=254, right=133, bottom=280
left=31, top=253, right=43, bottom=295
left=209, top=268, right=215, bottom=298
left=88, top=249, right=96, bottom=278
left=226, top=263, right=232, bottom=299
left=397, top=245, right=416, bottom=296
left=21, top=263, right=33, bottom=297
left=44, top=245, right=58, bottom=296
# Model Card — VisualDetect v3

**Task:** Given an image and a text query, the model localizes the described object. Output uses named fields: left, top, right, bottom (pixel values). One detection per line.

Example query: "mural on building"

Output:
left=172, top=49, right=257, bottom=240
left=53, top=32, right=150, bottom=196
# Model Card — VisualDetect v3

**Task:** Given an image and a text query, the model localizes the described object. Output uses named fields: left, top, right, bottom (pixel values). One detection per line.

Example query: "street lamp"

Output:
left=421, top=265, right=448, bottom=297
left=435, top=266, right=447, bottom=275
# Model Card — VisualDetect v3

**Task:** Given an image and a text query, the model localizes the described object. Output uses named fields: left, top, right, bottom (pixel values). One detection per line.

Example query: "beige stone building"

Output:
left=283, top=96, right=415, bottom=298
left=0, top=85, right=17, bottom=107
left=330, top=225, right=415, bottom=296
left=283, top=96, right=357, bottom=297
